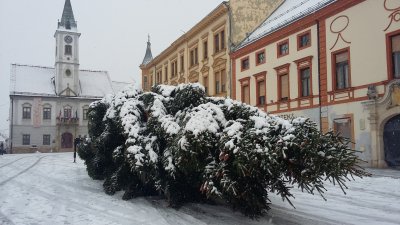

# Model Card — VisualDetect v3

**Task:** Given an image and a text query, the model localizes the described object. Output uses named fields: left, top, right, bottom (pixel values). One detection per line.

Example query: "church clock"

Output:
left=64, top=35, right=73, bottom=44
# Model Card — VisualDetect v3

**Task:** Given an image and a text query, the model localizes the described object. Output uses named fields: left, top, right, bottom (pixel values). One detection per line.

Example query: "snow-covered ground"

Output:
left=0, top=153, right=399, bottom=225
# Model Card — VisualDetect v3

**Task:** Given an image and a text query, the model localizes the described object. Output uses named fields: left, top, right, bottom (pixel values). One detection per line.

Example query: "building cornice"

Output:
left=142, top=2, right=228, bottom=68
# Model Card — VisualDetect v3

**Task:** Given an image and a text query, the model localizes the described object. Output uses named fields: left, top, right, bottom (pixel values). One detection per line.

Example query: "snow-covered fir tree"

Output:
left=78, top=84, right=369, bottom=218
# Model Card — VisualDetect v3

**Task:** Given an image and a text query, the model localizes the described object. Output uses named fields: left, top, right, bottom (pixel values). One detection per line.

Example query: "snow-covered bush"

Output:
left=78, top=84, right=369, bottom=218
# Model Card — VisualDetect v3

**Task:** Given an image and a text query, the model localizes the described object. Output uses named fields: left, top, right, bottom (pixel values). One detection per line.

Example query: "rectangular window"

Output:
left=280, top=74, right=289, bottom=101
left=391, top=34, right=400, bottom=79
left=43, top=108, right=51, bottom=120
left=180, top=55, right=184, bottom=72
left=298, top=31, right=311, bottom=50
left=144, top=76, right=148, bottom=90
left=43, top=135, right=51, bottom=145
left=256, top=51, right=266, bottom=65
left=221, top=30, right=225, bottom=50
left=277, top=40, right=289, bottom=57
left=65, top=45, right=72, bottom=55
left=334, top=50, right=350, bottom=90
left=300, top=68, right=311, bottom=97
left=241, top=57, right=249, bottom=71
left=243, top=85, right=250, bottom=104
left=214, top=33, right=220, bottom=53
left=164, top=66, right=168, bottom=80
left=83, top=109, right=88, bottom=120
left=23, top=107, right=31, bottom=119
left=334, top=117, right=353, bottom=149
left=203, top=76, right=209, bottom=95
left=190, top=47, right=198, bottom=67
left=214, top=29, right=225, bottom=53
left=257, top=81, right=266, bottom=105
left=23, top=134, right=30, bottom=145
left=203, top=41, right=208, bottom=60
left=195, top=47, right=198, bottom=65
left=171, top=61, right=178, bottom=77
left=215, top=71, right=220, bottom=94
left=64, top=108, right=72, bottom=118
left=221, top=69, right=226, bottom=93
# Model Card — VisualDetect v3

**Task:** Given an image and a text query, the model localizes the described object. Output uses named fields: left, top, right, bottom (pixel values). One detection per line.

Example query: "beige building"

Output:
left=231, top=0, right=400, bottom=168
left=140, top=0, right=284, bottom=98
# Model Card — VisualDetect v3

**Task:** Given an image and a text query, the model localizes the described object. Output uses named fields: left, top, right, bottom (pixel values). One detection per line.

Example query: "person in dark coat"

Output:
left=0, top=142, right=4, bottom=155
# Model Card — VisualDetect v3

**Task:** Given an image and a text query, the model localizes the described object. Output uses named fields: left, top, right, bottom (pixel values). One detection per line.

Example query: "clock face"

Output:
left=64, top=35, right=73, bottom=44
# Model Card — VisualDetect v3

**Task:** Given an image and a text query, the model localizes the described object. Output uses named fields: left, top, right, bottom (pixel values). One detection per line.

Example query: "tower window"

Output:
left=65, top=45, right=72, bottom=55
left=65, top=69, right=71, bottom=76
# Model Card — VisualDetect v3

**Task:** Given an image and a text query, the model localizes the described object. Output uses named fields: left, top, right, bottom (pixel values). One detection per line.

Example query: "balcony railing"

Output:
left=56, top=117, right=79, bottom=126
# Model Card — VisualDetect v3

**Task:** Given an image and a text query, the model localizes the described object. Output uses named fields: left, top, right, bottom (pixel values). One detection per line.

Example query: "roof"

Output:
left=58, top=0, right=77, bottom=29
left=237, top=0, right=336, bottom=49
left=141, top=37, right=153, bottom=66
left=112, top=81, right=130, bottom=93
left=10, top=64, right=115, bottom=98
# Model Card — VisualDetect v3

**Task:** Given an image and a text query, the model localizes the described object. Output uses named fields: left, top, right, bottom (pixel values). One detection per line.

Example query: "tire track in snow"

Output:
left=0, top=156, right=35, bottom=169
left=0, top=156, right=47, bottom=186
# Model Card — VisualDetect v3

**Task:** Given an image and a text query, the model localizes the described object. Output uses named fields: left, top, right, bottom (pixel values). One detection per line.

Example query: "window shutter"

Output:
left=281, top=74, right=289, bottom=99
left=243, top=85, right=250, bottom=104
left=259, top=81, right=265, bottom=96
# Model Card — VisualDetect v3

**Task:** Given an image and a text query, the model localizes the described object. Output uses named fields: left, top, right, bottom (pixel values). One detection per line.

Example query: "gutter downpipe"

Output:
left=223, top=1, right=234, bottom=99
left=317, top=19, right=322, bottom=131
left=10, top=96, right=13, bottom=154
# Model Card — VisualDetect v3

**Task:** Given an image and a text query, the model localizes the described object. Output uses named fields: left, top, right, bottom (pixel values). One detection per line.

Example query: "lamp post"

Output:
left=73, top=136, right=81, bottom=163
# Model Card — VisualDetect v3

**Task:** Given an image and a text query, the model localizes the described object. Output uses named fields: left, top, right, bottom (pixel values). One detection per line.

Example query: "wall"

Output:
left=10, top=95, right=93, bottom=153
left=229, top=0, right=284, bottom=46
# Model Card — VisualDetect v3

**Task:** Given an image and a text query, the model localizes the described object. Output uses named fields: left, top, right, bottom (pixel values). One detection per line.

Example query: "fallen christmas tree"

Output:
left=78, top=83, right=369, bottom=218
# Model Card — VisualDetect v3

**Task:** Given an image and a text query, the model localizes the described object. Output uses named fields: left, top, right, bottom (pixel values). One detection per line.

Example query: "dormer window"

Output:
left=65, top=45, right=72, bottom=55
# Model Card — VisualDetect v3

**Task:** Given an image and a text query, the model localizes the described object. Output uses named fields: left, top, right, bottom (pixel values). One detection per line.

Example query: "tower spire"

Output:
left=58, top=0, right=77, bottom=29
left=142, top=35, right=153, bottom=65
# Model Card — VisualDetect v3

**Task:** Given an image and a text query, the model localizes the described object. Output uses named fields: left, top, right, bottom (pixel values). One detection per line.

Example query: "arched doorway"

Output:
left=384, top=114, right=400, bottom=167
left=61, top=132, right=73, bottom=149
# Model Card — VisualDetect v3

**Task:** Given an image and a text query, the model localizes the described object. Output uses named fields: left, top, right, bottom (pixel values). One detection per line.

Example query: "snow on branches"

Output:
left=78, top=83, right=369, bottom=218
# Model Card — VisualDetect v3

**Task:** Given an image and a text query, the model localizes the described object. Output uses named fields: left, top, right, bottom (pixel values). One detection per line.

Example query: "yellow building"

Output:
left=231, top=0, right=400, bottom=168
left=140, top=0, right=284, bottom=97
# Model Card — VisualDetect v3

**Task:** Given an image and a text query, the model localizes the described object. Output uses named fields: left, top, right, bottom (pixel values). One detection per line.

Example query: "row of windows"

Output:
left=241, top=31, right=311, bottom=71
left=22, top=106, right=89, bottom=120
left=150, top=30, right=226, bottom=87
left=241, top=47, right=353, bottom=106
left=22, top=134, right=51, bottom=146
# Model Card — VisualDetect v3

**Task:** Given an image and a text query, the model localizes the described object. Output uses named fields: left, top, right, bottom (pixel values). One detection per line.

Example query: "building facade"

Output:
left=231, top=0, right=400, bottom=168
left=140, top=0, right=284, bottom=98
left=9, top=0, right=128, bottom=154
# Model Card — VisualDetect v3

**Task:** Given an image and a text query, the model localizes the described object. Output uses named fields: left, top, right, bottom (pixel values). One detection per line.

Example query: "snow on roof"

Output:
left=237, top=0, right=336, bottom=49
left=112, top=81, right=131, bottom=93
left=10, top=64, right=115, bottom=98
left=79, top=70, right=114, bottom=97
left=10, top=64, right=56, bottom=96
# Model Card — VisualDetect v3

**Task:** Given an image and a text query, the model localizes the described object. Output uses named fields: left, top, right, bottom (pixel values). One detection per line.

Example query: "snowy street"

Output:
left=0, top=153, right=399, bottom=225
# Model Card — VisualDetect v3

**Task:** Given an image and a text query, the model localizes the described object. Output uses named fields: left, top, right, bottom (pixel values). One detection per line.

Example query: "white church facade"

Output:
left=9, top=0, right=128, bottom=153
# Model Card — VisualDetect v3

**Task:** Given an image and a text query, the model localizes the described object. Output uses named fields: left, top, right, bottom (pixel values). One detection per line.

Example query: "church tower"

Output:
left=54, top=0, right=81, bottom=96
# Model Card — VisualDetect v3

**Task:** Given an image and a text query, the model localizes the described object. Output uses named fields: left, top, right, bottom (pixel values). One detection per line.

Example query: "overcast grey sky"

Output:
left=0, top=0, right=223, bottom=136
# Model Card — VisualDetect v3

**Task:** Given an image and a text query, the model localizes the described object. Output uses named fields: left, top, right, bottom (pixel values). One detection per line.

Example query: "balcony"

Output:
left=56, top=117, right=79, bottom=126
